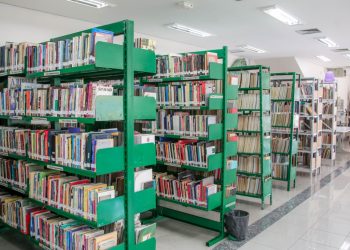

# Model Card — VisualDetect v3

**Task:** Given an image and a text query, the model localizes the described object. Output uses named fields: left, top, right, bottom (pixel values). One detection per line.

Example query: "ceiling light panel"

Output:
left=317, top=56, right=331, bottom=62
left=167, top=23, right=212, bottom=37
left=344, top=54, right=350, bottom=59
left=263, top=5, right=301, bottom=26
left=66, top=0, right=109, bottom=8
left=317, top=37, right=338, bottom=48
left=239, top=45, right=266, bottom=54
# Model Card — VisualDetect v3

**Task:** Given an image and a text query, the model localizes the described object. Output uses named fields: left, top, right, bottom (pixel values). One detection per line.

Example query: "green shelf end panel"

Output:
left=29, top=196, right=125, bottom=228
left=262, top=178, right=273, bottom=199
left=262, top=94, right=271, bottom=112
left=95, top=96, right=156, bottom=121
left=207, top=94, right=224, bottom=110
left=227, top=85, right=239, bottom=100
left=226, top=142, right=238, bottom=157
left=141, top=62, right=223, bottom=83
left=262, top=157, right=272, bottom=177
left=132, top=188, right=156, bottom=214
left=134, top=237, right=156, bottom=250
left=227, top=113, right=238, bottom=130
left=158, top=191, right=222, bottom=211
left=26, top=42, right=156, bottom=79
left=263, top=136, right=272, bottom=155
left=224, top=168, right=237, bottom=186
left=132, top=143, right=156, bottom=169
left=95, top=147, right=125, bottom=175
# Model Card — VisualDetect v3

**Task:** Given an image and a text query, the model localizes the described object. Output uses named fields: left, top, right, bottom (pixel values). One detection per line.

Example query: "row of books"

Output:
left=150, top=111, right=217, bottom=137
left=322, top=134, right=334, bottom=144
left=323, top=103, right=334, bottom=115
left=272, top=164, right=288, bottom=179
left=237, top=156, right=261, bottom=174
left=0, top=42, right=28, bottom=73
left=230, top=72, right=259, bottom=88
left=0, top=127, right=125, bottom=171
left=152, top=52, right=219, bottom=78
left=156, top=140, right=216, bottom=168
left=0, top=158, right=34, bottom=190
left=0, top=79, right=115, bottom=118
left=237, top=176, right=261, bottom=195
left=237, top=115, right=260, bottom=131
left=271, top=102, right=291, bottom=113
left=322, top=87, right=334, bottom=100
left=271, top=86, right=292, bottom=100
left=26, top=28, right=115, bottom=73
left=29, top=169, right=116, bottom=221
left=300, top=84, right=314, bottom=97
left=322, top=118, right=335, bottom=130
left=154, top=171, right=218, bottom=207
left=238, top=94, right=260, bottom=110
left=300, top=103, right=315, bottom=116
left=134, top=38, right=156, bottom=51
left=154, top=81, right=220, bottom=107
left=272, top=137, right=290, bottom=153
left=238, top=136, right=260, bottom=154
left=272, top=113, right=291, bottom=127
left=0, top=191, right=124, bottom=249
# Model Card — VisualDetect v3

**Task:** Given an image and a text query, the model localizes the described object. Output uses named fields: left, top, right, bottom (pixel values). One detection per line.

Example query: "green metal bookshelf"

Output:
left=142, top=47, right=238, bottom=246
left=270, top=72, right=300, bottom=191
left=0, top=20, right=157, bottom=250
left=228, top=65, right=272, bottom=209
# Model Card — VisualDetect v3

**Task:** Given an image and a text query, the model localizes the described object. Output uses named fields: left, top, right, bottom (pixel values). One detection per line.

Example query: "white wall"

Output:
left=295, top=57, right=325, bottom=79
left=255, top=57, right=302, bottom=74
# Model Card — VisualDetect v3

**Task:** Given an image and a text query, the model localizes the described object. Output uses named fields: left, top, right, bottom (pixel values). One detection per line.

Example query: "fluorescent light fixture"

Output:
left=344, top=54, right=350, bottom=59
left=263, top=5, right=301, bottom=26
left=317, top=37, right=338, bottom=48
left=239, top=45, right=266, bottom=54
left=317, top=55, right=331, bottom=62
left=66, top=0, right=109, bottom=8
left=167, top=23, right=212, bottom=37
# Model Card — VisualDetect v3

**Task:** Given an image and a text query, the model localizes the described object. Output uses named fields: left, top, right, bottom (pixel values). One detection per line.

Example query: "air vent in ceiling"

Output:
left=230, top=49, right=245, bottom=54
left=333, top=48, right=350, bottom=53
left=296, top=28, right=322, bottom=35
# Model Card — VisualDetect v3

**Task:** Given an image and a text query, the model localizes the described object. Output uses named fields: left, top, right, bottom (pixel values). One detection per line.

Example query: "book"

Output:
left=135, top=223, right=156, bottom=243
left=134, top=169, right=153, bottom=192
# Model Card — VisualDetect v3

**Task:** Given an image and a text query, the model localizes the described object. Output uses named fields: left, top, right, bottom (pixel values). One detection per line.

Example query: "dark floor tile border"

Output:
left=215, top=161, right=350, bottom=250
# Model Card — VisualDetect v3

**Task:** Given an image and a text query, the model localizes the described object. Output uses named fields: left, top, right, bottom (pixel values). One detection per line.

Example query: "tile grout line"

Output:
left=215, top=161, right=350, bottom=250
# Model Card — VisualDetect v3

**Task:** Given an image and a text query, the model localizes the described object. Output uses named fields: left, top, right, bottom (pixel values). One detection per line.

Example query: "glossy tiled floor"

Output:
left=155, top=152, right=350, bottom=250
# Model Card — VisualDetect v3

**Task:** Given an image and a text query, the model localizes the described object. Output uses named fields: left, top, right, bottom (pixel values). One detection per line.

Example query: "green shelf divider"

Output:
left=132, top=143, right=156, bottom=169
left=132, top=188, right=156, bottom=214
left=134, top=238, right=156, bottom=250
left=227, top=85, right=239, bottom=100
left=226, top=141, right=238, bottom=157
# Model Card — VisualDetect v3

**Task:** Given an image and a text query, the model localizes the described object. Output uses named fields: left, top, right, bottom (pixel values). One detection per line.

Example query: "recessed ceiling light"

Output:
left=238, top=45, right=266, bottom=54
left=317, top=37, right=338, bottom=48
left=317, top=56, right=331, bottom=62
left=66, top=0, right=109, bottom=8
left=263, top=5, right=301, bottom=26
left=167, top=23, right=212, bottom=37
left=176, top=1, right=194, bottom=9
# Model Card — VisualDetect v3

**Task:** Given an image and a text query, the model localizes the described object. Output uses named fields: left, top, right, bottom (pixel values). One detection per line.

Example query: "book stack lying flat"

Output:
left=26, top=28, right=115, bottom=73
left=0, top=42, right=31, bottom=73
left=271, top=86, right=292, bottom=99
left=0, top=190, right=124, bottom=250
left=155, top=81, right=221, bottom=107
left=156, top=139, right=216, bottom=168
left=0, top=79, right=115, bottom=118
left=237, top=115, right=260, bottom=131
left=237, top=176, right=261, bottom=195
left=152, top=52, right=219, bottom=78
left=238, top=156, right=261, bottom=174
left=154, top=171, right=218, bottom=207
left=237, top=135, right=260, bottom=153
left=29, top=170, right=116, bottom=221
left=145, top=110, right=217, bottom=137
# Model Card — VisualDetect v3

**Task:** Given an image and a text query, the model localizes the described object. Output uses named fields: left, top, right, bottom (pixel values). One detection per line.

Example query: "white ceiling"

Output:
left=1, top=0, right=350, bottom=68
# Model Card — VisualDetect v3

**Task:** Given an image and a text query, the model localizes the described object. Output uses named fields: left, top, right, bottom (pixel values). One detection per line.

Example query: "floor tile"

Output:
left=289, top=239, right=338, bottom=250
left=301, top=229, right=346, bottom=248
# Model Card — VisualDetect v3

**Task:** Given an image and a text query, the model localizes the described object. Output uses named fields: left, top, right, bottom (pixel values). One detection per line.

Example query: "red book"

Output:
left=227, top=132, right=238, bottom=142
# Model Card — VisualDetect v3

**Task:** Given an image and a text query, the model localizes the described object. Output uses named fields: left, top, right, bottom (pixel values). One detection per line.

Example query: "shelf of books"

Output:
left=270, top=72, right=300, bottom=191
left=321, top=81, right=337, bottom=162
left=297, top=78, right=322, bottom=175
left=140, top=47, right=238, bottom=246
left=228, top=65, right=272, bottom=209
left=0, top=20, right=158, bottom=250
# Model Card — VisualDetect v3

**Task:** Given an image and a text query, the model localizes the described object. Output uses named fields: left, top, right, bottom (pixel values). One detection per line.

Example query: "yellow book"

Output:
left=83, top=183, right=107, bottom=219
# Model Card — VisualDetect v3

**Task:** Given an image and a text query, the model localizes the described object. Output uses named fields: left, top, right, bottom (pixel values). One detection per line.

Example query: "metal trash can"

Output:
left=225, top=210, right=249, bottom=241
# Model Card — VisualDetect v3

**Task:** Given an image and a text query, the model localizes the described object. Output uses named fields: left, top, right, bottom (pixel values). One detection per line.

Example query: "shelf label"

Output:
left=183, top=76, right=200, bottom=80
left=12, top=187, right=25, bottom=194
left=147, top=78, right=162, bottom=83
left=59, top=119, right=78, bottom=124
left=10, top=116, right=22, bottom=120
left=47, top=165, right=63, bottom=171
left=0, top=152, right=8, bottom=156
left=225, top=201, right=236, bottom=208
left=9, top=70, right=22, bottom=75
left=44, top=71, right=60, bottom=76
left=210, top=95, right=223, bottom=99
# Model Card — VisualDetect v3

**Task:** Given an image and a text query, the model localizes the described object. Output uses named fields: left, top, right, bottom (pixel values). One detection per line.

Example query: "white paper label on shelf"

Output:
left=44, top=71, right=60, bottom=76
left=47, top=165, right=63, bottom=171
left=183, top=76, right=200, bottom=80
left=11, top=116, right=22, bottom=120
left=147, top=78, right=162, bottom=83
left=59, top=118, right=78, bottom=124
